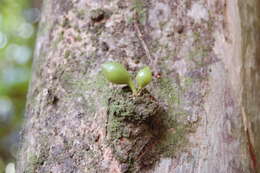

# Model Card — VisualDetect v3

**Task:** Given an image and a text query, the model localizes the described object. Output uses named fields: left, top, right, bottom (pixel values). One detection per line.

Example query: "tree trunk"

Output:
left=17, top=0, right=260, bottom=172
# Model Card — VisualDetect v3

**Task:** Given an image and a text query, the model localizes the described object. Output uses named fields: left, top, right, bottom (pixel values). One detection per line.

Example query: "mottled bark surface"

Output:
left=17, top=0, right=260, bottom=172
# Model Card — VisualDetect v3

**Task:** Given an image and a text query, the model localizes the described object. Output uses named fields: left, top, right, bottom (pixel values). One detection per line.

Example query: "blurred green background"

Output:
left=0, top=0, right=41, bottom=171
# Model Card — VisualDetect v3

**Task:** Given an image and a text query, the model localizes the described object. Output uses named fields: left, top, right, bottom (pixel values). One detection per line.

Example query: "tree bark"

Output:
left=17, top=0, right=260, bottom=172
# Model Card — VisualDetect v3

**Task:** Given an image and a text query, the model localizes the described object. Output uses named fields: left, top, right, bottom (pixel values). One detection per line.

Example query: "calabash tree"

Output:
left=17, top=0, right=260, bottom=172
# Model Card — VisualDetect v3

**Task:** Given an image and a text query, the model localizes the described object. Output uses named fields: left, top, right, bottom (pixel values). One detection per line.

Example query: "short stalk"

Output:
left=128, top=80, right=137, bottom=95
left=137, top=87, right=143, bottom=96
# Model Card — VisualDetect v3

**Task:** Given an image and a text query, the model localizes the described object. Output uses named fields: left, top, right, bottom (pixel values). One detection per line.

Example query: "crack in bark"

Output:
left=242, top=107, right=258, bottom=173
left=133, top=12, right=159, bottom=75
left=246, top=130, right=257, bottom=173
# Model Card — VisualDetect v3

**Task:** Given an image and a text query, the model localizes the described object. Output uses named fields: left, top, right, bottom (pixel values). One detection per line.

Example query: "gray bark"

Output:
left=17, top=0, right=260, bottom=172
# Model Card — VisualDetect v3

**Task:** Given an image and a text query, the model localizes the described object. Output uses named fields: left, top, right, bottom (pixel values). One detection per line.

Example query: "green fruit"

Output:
left=136, top=66, right=152, bottom=89
left=101, top=62, right=136, bottom=93
left=102, top=62, right=131, bottom=84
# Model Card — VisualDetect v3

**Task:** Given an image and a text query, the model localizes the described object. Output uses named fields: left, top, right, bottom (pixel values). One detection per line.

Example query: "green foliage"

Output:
left=0, top=0, right=36, bottom=166
left=0, top=158, right=4, bottom=173
left=101, top=62, right=152, bottom=94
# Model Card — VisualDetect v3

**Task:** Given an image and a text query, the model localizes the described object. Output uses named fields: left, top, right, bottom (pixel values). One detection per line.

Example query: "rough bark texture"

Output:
left=17, top=0, right=260, bottom=172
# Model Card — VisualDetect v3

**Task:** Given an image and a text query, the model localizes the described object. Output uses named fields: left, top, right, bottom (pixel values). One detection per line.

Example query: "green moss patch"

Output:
left=106, top=87, right=193, bottom=172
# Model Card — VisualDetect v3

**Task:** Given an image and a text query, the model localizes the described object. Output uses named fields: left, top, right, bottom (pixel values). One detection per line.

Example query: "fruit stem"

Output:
left=128, top=80, right=137, bottom=94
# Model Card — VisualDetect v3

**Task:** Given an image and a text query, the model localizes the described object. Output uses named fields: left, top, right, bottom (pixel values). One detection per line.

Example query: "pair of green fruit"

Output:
left=101, top=62, right=152, bottom=94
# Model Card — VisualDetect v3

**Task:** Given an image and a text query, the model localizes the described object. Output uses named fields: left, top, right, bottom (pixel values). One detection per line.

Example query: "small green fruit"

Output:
left=102, top=62, right=137, bottom=94
left=102, top=62, right=130, bottom=84
left=136, top=66, right=152, bottom=89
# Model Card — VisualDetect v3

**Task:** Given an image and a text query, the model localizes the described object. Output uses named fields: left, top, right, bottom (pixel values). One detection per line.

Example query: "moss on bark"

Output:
left=107, top=87, right=193, bottom=172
